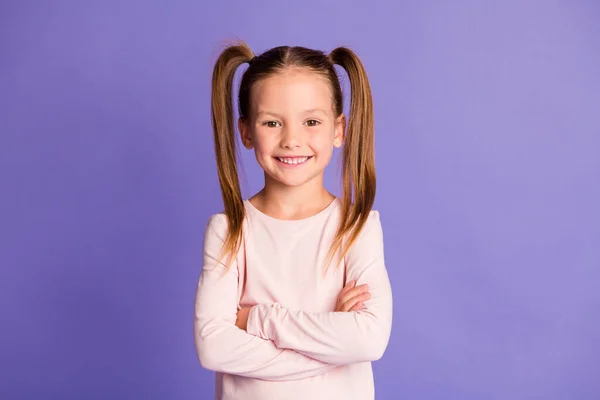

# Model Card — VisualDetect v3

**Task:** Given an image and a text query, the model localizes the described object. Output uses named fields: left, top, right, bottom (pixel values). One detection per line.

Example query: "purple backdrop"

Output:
left=1, top=1, right=599, bottom=399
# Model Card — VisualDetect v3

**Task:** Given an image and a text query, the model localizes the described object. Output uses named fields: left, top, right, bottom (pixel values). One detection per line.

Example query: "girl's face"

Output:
left=239, top=68, right=345, bottom=190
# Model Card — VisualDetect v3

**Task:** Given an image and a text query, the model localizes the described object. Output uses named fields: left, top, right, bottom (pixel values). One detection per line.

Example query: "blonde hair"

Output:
left=210, top=41, right=375, bottom=269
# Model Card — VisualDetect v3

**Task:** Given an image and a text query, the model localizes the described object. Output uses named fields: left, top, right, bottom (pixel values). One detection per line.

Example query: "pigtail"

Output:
left=211, top=42, right=254, bottom=268
left=326, top=47, right=376, bottom=269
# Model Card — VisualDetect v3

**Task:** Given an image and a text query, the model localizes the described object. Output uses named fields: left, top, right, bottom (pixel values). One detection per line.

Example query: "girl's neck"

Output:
left=249, top=178, right=335, bottom=221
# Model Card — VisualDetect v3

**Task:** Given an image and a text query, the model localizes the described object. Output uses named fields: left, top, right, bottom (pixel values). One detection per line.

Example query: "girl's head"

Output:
left=239, top=63, right=345, bottom=190
left=211, top=41, right=375, bottom=269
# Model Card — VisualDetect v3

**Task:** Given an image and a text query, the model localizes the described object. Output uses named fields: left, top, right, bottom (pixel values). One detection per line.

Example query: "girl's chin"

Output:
left=263, top=172, right=324, bottom=189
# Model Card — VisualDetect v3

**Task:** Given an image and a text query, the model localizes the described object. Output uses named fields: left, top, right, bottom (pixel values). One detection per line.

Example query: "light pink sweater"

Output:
left=194, top=198, right=393, bottom=400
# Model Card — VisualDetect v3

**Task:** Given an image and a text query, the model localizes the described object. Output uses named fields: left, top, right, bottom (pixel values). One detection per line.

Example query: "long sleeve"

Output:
left=194, top=214, right=339, bottom=381
left=246, top=211, right=393, bottom=365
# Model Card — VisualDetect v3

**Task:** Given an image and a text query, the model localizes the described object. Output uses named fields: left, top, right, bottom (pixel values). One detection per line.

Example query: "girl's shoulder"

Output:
left=358, top=209, right=383, bottom=237
left=203, top=212, right=228, bottom=240
left=204, top=203, right=383, bottom=236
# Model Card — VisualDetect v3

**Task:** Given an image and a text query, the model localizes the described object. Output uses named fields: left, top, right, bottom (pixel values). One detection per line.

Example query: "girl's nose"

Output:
left=280, top=127, right=301, bottom=149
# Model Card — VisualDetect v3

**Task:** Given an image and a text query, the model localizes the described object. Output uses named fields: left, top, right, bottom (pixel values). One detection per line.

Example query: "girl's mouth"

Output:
left=275, top=156, right=313, bottom=166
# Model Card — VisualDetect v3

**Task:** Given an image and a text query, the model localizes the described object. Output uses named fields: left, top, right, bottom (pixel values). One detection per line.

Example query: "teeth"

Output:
left=277, top=156, right=310, bottom=165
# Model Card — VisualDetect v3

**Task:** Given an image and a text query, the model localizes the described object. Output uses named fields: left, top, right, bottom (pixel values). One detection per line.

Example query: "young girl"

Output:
left=194, top=41, right=393, bottom=400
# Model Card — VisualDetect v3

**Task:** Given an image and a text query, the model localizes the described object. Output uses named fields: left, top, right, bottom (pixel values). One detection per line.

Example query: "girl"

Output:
left=194, top=41, right=393, bottom=400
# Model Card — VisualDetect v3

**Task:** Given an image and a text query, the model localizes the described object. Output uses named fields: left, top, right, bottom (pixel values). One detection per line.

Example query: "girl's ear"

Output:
left=238, top=118, right=253, bottom=149
left=333, top=114, right=346, bottom=148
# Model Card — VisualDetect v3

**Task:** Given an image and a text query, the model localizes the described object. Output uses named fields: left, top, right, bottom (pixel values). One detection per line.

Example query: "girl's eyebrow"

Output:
left=303, top=108, right=328, bottom=116
left=256, top=110, right=282, bottom=118
left=256, top=109, right=328, bottom=118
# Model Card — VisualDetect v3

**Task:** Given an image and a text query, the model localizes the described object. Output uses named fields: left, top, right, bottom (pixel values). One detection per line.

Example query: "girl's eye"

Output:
left=264, top=121, right=281, bottom=128
left=305, top=120, right=320, bottom=127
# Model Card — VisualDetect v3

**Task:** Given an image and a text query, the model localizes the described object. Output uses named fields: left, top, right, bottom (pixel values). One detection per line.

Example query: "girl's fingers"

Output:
left=335, top=281, right=356, bottom=310
left=335, top=282, right=370, bottom=312
left=338, top=284, right=369, bottom=304
left=341, top=292, right=371, bottom=312
left=339, top=280, right=356, bottom=297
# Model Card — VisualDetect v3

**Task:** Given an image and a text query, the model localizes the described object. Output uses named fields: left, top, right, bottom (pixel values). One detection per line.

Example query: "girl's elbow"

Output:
left=359, top=328, right=391, bottom=362
left=354, top=315, right=391, bottom=362
left=365, top=340, right=388, bottom=361
left=195, top=332, right=226, bottom=372
left=196, top=342, right=217, bottom=371
left=197, top=344, right=228, bottom=372
left=194, top=319, right=230, bottom=372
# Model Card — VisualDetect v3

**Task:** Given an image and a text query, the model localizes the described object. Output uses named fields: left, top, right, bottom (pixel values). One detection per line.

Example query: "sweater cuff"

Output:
left=246, top=303, right=281, bottom=340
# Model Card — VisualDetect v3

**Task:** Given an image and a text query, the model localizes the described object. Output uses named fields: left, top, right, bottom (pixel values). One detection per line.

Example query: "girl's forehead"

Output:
left=249, top=71, right=334, bottom=112
left=254, top=69, right=330, bottom=90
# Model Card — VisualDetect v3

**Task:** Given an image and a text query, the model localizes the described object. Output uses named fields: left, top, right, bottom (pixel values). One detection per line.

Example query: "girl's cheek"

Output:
left=311, top=135, right=331, bottom=147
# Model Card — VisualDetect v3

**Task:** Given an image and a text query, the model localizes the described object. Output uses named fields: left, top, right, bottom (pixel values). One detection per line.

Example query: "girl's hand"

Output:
left=236, top=307, right=251, bottom=331
left=335, top=280, right=370, bottom=312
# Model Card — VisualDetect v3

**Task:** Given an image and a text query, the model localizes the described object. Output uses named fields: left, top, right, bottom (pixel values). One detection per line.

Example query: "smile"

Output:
left=275, top=156, right=313, bottom=165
